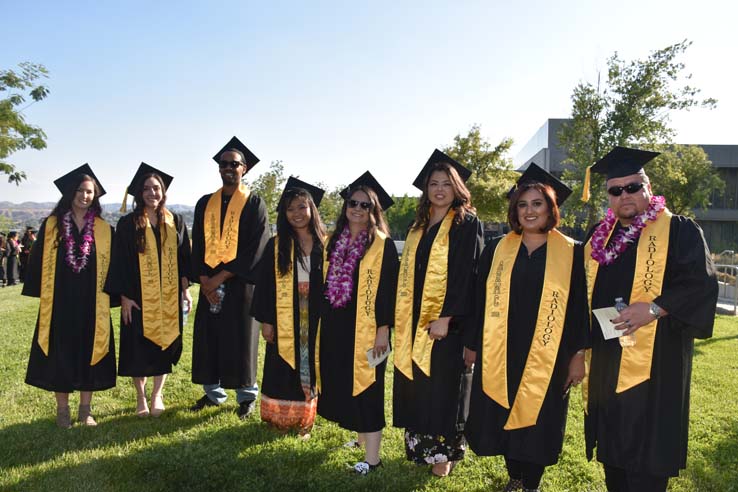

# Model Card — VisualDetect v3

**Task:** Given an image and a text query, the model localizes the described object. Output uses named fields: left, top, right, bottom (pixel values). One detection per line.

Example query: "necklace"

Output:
left=62, top=210, right=95, bottom=273
left=325, top=226, right=368, bottom=308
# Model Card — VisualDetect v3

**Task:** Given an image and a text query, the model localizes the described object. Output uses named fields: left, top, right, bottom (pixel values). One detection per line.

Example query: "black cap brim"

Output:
left=412, top=149, right=472, bottom=190
left=279, top=176, right=325, bottom=210
left=340, top=171, right=394, bottom=210
left=53, top=163, right=106, bottom=197
left=127, top=162, right=174, bottom=196
left=212, top=136, right=260, bottom=170
left=510, top=162, right=572, bottom=206
left=590, top=146, right=660, bottom=180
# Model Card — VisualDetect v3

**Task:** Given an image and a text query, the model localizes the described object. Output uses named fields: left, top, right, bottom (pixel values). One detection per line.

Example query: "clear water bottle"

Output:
left=615, top=297, right=636, bottom=347
left=209, top=283, right=226, bottom=314
left=182, top=298, right=190, bottom=325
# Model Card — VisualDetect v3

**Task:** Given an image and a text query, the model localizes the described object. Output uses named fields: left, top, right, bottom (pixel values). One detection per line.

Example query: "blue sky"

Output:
left=2, top=0, right=736, bottom=205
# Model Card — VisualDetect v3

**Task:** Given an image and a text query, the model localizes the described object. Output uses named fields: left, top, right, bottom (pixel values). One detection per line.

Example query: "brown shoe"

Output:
left=78, top=404, right=98, bottom=426
left=56, top=405, right=72, bottom=429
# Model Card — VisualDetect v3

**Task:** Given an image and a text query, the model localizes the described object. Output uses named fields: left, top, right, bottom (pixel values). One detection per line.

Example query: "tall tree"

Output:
left=558, top=40, right=719, bottom=230
left=443, top=124, right=517, bottom=222
left=316, top=184, right=344, bottom=231
left=385, top=194, right=418, bottom=239
left=245, top=160, right=286, bottom=225
left=1, top=62, right=50, bottom=184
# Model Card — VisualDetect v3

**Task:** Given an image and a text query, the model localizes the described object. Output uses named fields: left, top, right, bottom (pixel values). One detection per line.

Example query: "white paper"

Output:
left=366, top=347, right=391, bottom=367
left=592, top=307, right=627, bottom=340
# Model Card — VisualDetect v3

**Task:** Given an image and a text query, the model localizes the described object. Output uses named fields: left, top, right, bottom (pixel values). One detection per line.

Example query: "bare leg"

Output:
left=362, top=431, right=382, bottom=466
left=133, top=377, right=149, bottom=416
left=78, top=391, right=97, bottom=426
left=55, top=392, right=71, bottom=428
left=150, top=374, right=167, bottom=416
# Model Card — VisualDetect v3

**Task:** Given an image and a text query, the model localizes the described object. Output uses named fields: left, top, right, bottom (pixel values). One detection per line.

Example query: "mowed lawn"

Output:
left=1, top=284, right=736, bottom=492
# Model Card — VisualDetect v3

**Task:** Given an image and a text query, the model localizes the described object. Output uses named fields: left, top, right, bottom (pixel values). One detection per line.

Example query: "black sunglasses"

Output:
left=219, top=160, right=243, bottom=169
left=607, top=182, right=644, bottom=197
left=347, top=199, right=373, bottom=210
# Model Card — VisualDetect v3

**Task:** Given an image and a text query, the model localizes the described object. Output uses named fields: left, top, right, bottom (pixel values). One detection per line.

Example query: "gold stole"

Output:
left=482, top=230, right=574, bottom=430
left=583, top=209, right=672, bottom=411
left=203, top=184, right=250, bottom=268
left=394, top=210, right=454, bottom=379
left=138, top=210, right=179, bottom=350
left=274, top=236, right=296, bottom=369
left=314, top=231, right=387, bottom=396
left=39, top=216, right=112, bottom=365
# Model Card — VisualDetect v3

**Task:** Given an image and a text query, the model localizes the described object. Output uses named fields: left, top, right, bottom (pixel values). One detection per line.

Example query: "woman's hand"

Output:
left=181, top=287, right=193, bottom=314
left=463, top=347, right=476, bottom=368
left=121, top=295, right=141, bottom=326
left=261, top=323, right=275, bottom=344
left=564, top=350, right=586, bottom=390
left=428, top=317, right=451, bottom=341
left=373, top=325, right=389, bottom=358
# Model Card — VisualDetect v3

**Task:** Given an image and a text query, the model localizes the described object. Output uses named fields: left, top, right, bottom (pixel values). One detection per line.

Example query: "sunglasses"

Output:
left=219, top=160, right=243, bottom=169
left=347, top=199, right=373, bottom=210
left=607, top=182, right=644, bottom=197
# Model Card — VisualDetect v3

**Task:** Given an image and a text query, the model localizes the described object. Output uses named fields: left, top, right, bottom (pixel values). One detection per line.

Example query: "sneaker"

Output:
left=352, top=460, right=383, bottom=475
left=237, top=400, right=256, bottom=420
left=190, top=395, right=219, bottom=412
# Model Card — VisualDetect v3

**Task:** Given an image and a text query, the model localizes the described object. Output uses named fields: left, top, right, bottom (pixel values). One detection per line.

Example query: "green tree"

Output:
left=442, top=124, right=517, bottom=222
left=385, top=194, right=418, bottom=239
left=316, top=183, right=344, bottom=231
left=245, top=160, right=286, bottom=224
left=558, top=40, right=719, bottom=230
left=1, top=62, right=50, bottom=184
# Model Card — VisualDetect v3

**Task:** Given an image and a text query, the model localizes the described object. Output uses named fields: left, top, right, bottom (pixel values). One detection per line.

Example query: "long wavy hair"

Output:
left=413, top=162, right=475, bottom=230
left=326, top=185, right=390, bottom=258
left=276, top=188, right=327, bottom=276
left=49, top=175, right=103, bottom=244
left=132, top=173, right=169, bottom=254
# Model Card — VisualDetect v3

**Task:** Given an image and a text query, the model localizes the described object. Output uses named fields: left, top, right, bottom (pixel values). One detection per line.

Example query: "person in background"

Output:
left=19, top=226, right=37, bottom=282
left=5, top=231, right=20, bottom=286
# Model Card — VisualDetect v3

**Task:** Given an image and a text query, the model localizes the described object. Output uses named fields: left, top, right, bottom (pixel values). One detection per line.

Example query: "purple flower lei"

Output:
left=590, top=195, right=666, bottom=266
left=325, top=226, right=368, bottom=308
left=62, top=210, right=95, bottom=273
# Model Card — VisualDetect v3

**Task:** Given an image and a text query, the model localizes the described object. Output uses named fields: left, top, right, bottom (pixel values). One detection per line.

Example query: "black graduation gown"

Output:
left=23, top=217, right=117, bottom=393
left=317, top=236, right=399, bottom=433
left=104, top=212, right=191, bottom=377
left=392, top=214, right=484, bottom=437
left=251, top=236, right=323, bottom=400
left=584, top=215, right=718, bottom=477
left=190, top=192, right=270, bottom=389
left=465, top=236, right=590, bottom=465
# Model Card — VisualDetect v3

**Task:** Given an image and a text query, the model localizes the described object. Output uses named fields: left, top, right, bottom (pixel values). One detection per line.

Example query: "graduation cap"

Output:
left=510, top=162, right=572, bottom=206
left=412, top=149, right=472, bottom=190
left=212, top=136, right=260, bottom=170
left=53, top=163, right=106, bottom=197
left=279, top=176, right=325, bottom=210
left=582, top=146, right=660, bottom=201
left=340, top=171, right=394, bottom=210
left=120, top=162, right=174, bottom=213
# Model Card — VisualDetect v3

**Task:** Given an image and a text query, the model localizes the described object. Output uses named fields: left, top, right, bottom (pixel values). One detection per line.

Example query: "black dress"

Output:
left=317, top=236, right=399, bottom=433
left=23, top=217, right=117, bottom=393
left=465, top=236, right=590, bottom=466
left=190, top=192, right=270, bottom=389
left=585, top=216, right=718, bottom=478
left=392, top=214, right=483, bottom=463
left=104, top=212, right=191, bottom=377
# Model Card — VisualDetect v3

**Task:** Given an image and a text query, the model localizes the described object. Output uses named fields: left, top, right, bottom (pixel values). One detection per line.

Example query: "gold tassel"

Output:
left=119, top=187, right=128, bottom=213
left=581, top=166, right=592, bottom=202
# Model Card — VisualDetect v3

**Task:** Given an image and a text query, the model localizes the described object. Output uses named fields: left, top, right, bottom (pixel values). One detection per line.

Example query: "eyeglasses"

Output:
left=219, top=160, right=243, bottom=169
left=347, top=199, right=373, bottom=210
left=607, top=182, right=644, bottom=197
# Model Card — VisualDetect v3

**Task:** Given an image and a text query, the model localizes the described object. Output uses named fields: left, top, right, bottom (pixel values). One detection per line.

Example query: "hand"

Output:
left=121, top=295, right=141, bottom=326
left=261, top=323, right=275, bottom=344
left=463, top=347, right=476, bottom=369
left=611, top=302, right=657, bottom=335
left=372, top=326, right=389, bottom=358
left=199, top=276, right=221, bottom=305
left=564, top=351, right=585, bottom=389
left=181, top=288, right=193, bottom=314
left=427, top=317, right=451, bottom=341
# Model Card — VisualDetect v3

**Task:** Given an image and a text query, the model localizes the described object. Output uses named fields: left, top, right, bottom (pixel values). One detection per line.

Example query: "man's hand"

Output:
left=611, top=302, right=661, bottom=335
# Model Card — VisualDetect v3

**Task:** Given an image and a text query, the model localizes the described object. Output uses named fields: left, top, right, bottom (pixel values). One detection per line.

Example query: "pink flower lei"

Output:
left=325, top=226, right=368, bottom=308
left=62, top=210, right=96, bottom=273
left=590, top=195, right=666, bottom=265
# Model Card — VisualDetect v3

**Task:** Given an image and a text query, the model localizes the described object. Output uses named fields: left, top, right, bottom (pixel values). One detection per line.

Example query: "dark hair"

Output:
left=220, top=148, right=246, bottom=163
left=49, top=174, right=103, bottom=244
left=413, top=162, right=476, bottom=230
left=132, top=173, right=169, bottom=254
left=507, top=182, right=560, bottom=234
left=276, top=188, right=327, bottom=276
left=326, top=185, right=390, bottom=258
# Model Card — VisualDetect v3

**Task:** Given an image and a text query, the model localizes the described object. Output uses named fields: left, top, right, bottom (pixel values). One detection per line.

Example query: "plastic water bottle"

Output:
left=209, top=284, right=226, bottom=314
left=182, top=298, right=190, bottom=325
left=615, top=297, right=636, bottom=347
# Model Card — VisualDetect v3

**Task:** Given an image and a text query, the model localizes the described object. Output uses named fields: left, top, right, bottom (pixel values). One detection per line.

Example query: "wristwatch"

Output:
left=649, top=302, right=663, bottom=319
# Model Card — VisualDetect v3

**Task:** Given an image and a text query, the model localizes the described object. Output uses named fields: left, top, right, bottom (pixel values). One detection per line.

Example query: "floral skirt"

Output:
left=404, top=429, right=467, bottom=464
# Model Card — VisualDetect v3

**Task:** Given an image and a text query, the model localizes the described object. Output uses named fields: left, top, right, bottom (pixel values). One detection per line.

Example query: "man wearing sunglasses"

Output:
left=581, top=146, right=718, bottom=492
left=189, top=136, right=270, bottom=419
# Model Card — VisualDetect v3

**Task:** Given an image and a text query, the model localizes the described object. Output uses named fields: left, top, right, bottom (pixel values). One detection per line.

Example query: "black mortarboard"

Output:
left=412, top=149, right=472, bottom=190
left=511, top=162, right=572, bottom=206
left=212, top=136, right=260, bottom=170
left=53, top=163, right=106, bottom=197
left=120, top=162, right=174, bottom=212
left=590, top=146, right=660, bottom=179
left=340, top=171, right=394, bottom=210
left=279, top=176, right=325, bottom=209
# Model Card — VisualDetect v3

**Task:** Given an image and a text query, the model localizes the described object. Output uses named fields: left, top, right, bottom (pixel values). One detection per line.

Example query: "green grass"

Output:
left=1, top=284, right=736, bottom=491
